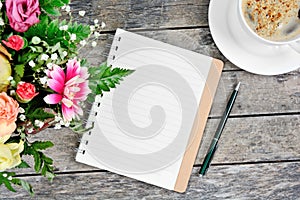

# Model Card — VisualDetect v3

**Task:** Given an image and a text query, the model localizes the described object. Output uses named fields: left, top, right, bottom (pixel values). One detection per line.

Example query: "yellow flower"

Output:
left=0, top=44, right=12, bottom=92
left=0, top=135, right=24, bottom=171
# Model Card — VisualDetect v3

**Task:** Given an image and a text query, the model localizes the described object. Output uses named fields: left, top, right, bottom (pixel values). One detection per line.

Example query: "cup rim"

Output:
left=237, top=0, right=300, bottom=45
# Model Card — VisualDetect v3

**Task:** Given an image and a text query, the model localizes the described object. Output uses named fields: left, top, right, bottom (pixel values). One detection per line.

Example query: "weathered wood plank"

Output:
left=69, top=0, right=210, bottom=30
left=13, top=114, right=299, bottom=175
left=1, top=162, right=299, bottom=199
left=212, top=70, right=300, bottom=116
left=199, top=115, right=300, bottom=164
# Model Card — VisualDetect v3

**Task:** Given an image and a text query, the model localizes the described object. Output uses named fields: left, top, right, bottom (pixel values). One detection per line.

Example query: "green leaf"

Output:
left=33, top=151, right=42, bottom=172
left=0, top=172, right=17, bottom=193
left=89, top=62, right=134, bottom=96
left=45, top=171, right=55, bottom=181
left=14, top=65, right=25, bottom=78
left=42, top=154, right=53, bottom=164
left=25, top=95, right=46, bottom=115
left=97, top=80, right=110, bottom=92
left=61, top=0, right=70, bottom=4
left=32, top=141, right=54, bottom=150
left=43, top=6, right=61, bottom=16
left=11, top=178, right=34, bottom=196
left=68, top=22, right=90, bottom=41
left=17, top=160, right=31, bottom=168
left=22, top=142, right=56, bottom=180
left=25, top=14, right=50, bottom=39
left=26, top=108, right=55, bottom=122
left=51, top=0, right=65, bottom=7
left=40, top=0, right=65, bottom=16
left=20, top=180, right=34, bottom=196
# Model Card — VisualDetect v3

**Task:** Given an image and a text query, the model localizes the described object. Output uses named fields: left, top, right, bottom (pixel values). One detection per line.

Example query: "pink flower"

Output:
left=16, top=82, right=39, bottom=103
left=6, top=0, right=41, bottom=32
left=44, top=59, right=91, bottom=122
left=0, top=92, right=19, bottom=137
left=2, top=35, right=24, bottom=51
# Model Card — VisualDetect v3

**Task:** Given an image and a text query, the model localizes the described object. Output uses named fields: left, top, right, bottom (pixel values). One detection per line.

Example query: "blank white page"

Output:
left=76, top=29, right=215, bottom=191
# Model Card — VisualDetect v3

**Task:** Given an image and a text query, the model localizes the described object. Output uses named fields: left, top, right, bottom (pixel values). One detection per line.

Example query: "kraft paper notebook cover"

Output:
left=76, top=28, right=223, bottom=192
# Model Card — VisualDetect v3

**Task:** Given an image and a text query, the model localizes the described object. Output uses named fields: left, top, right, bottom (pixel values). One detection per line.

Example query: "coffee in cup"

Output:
left=241, top=0, right=300, bottom=42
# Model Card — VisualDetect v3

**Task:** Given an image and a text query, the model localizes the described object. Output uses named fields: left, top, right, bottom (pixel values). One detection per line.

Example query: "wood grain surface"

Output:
left=1, top=0, right=299, bottom=198
left=2, top=163, right=299, bottom=199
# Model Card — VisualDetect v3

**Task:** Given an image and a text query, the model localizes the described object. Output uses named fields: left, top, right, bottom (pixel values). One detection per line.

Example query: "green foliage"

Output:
left=0, top=172, right=17, bottom=193
left=25, top=14, right=90, bottom=47
left=88, top=62, right=134, bottom=100
left=39, top=0, right=69, bottom=16
left=69, top=119, right=94, bottom=134
left=0, top=172, right=34, bottom=196
left=23, top=141, right=55, bottom=181
left=68, top=22, right=91, bottom=42
left=14, top=65, right=25, bottom=81
left=12, top=179, right=34, bottom=196
left=26, top=108, right=55, bottom=122
left=16, top=160, right=31, bottom=169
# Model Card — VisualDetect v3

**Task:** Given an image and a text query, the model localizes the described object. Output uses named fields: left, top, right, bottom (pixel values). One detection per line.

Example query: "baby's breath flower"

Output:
left=27, top=127, right=34, bottom=134
left=70, top=33, right=77, bottom=41
left=7, top=176, right=12, bottom=181
left=90, top=25, right=95, bottom=31
left=7, top=76, right=13, bottom=81
left=94, top=19, right=99, bottom=24
left=19, top=114, right=26, bottom=121
left=92, top=41, right=97, bottom=47
left=94, top=31, right=100, bottom=38
left=80, top=40, right=87, bottom=46
left=51, top=53, right=58, bottom=60
left=62, top=51, right=68, bottom=57
left=54, top=123, right=61, bottom=129
left=65, top=122, right=70, bottom=127
left=101, top=21, right=106, bottom=28
left=17, top=127, right=24, bottom=133
left=47, top=63, right=53, bottom=69
left=2, top=173, right=7, bottom=178
left=55, top=115, right=62, bottom=122
left=59, top=25, right=68, bottom=31
left=79, top=10, right=86, bottom=17
left=65, top=5, right=71, bottom=13
left=35, top=120, right=44, bottom=128
left=0, top=18, right=4, bottom=26
left=41, top=54, right=49, bottom=61
left=9, top=90, right=15, bottom=96
left=40, top=76, right=48, bottom=85
left=29, top=60, right=36, bottom=67
left=19, top=107, right=25, bottom=113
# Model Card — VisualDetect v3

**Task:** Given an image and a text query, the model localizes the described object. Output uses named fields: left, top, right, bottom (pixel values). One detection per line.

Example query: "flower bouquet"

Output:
left=0, top=0, right=132, bottom=195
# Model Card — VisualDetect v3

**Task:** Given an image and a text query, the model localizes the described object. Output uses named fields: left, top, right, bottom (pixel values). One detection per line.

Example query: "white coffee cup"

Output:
left=237, top=0, right=300, bottom=53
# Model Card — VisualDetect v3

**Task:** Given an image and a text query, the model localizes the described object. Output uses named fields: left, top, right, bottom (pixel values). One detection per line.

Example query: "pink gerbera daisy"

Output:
left=44, top=59, right=91, bottom=122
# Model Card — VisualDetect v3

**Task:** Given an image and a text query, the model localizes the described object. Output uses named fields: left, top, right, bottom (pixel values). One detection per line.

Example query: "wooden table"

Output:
left=1, top=0, right=299, bottom=199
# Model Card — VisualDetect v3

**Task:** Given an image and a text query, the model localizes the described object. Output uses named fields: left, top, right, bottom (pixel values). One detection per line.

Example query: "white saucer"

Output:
left=208, top=0, right=300, bottom=75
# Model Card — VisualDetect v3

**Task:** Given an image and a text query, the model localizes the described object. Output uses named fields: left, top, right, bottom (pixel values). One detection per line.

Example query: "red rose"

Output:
left=16, top=82, right=39, bottom=103
left=2, top=35, right=24, bottom=51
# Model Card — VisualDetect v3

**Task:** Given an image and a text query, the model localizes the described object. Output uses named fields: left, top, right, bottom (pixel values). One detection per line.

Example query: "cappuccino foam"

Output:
left=242, top=0, right=300, bottom=42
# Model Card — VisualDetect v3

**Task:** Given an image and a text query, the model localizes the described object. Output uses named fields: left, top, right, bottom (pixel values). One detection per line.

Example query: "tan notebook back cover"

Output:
left=174, top=59, right=223, bottom=192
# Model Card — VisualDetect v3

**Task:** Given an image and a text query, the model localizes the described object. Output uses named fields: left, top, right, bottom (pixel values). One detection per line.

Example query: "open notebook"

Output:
left=76, top=28, right=223, bottom=192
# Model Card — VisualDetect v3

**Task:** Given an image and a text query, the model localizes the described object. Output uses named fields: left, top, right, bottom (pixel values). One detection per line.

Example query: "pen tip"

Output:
left=235, top=82, right=241, bottom=91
